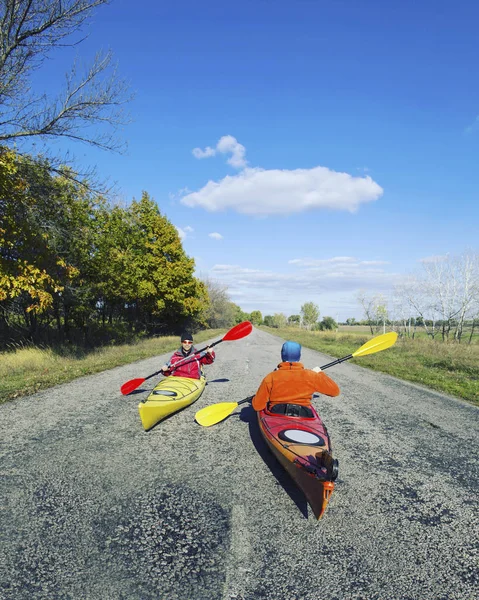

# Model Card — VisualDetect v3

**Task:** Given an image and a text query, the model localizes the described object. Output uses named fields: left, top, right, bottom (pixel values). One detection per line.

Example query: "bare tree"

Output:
left=357, top=290, right=375, bottom=334
left=394, top=277, right=438, bottom=339
left=0, top=0, right=130, bottom=152
left=452, top=252, right=479, bottom=342
left=202, top=277, right=236, bottom=328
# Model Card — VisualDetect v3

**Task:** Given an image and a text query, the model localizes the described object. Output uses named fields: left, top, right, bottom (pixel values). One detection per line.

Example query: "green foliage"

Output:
left=231, top=303, right=250, bottom=324
left=263, top=315, right=274, bottom=327
left=320, top=316, right=338, bottom=331
left=249, top=310, right=263, bottom=325
left=300, top=301, right=320, bottom=329
left=0, top=149, right=209, bottom=346
left=288, top=314, right=301, bottom=326
left=271, top=313, right=287, bottom=328
left=201, top=278, right=235, bottom=328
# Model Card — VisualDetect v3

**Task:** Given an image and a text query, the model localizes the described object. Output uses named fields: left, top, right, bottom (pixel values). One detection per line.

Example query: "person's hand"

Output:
left=206, top=346, right=214, bottom=355
left=312, top=366, right=322, bottom=373
left=161, top=364, right=169, bottom=372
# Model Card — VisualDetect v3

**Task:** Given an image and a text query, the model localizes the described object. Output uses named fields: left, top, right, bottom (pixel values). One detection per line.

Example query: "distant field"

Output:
left=260, top=326, right=479, bottom=405
left=338, top=324, right=479, bottom=343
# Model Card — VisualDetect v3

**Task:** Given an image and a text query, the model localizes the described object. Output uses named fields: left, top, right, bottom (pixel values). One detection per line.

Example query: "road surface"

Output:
left=1, top=327, right=477, bottom=599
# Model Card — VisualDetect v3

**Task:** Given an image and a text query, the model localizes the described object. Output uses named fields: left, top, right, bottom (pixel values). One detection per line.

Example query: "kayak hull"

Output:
left=138, top=374, right=206, bottom=431
left=258, top=404, right=337, bottom=519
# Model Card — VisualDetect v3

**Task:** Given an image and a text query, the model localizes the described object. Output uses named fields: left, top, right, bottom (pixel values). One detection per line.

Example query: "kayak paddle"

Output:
left=194, top=331, right=398, bottom=427
left=120, top=321, right=253, bottom=395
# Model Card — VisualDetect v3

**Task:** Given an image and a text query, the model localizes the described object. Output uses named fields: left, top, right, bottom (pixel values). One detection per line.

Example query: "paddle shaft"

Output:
left=320, top=354, right=353, bottom=370
left=163, top=339, right=222, bottom=372
left=133, top=343, right=218, bottom=383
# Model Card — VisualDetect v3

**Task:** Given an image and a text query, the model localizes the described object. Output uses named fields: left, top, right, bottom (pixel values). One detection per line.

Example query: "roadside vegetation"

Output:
left=260, top=326, right=479, bottom=405
left=1, top=1, right=477, bottom=410
left=0, top=329, right=225, bottom=405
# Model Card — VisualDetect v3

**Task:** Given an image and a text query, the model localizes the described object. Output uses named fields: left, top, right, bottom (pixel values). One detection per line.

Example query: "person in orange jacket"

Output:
left=161, top=331, right=215, bottom=379
left=252, top=341, right=340, bottom=413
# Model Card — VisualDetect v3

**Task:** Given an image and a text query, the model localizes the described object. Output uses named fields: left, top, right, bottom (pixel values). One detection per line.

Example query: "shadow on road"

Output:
left=233, top=404, right=309, bottom=519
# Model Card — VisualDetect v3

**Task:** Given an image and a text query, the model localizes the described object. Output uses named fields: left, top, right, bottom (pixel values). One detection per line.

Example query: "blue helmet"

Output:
left=281, top=341, right=301, bottom=362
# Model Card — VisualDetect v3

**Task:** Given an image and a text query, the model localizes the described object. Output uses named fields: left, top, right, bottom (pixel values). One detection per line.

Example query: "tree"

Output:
left=230, top=303, right=249, bottom=325
left=263, top=315, right=274, bottom=327
left=346, top=317, right=357, bottom=326
left=201, top=277, right=235, bottom=328
left=357, top=290, right=376, bottom=335
left=288, top=314, right=300, bottom=326
left=300, top=301, right=320, bottom=330
left=0, top=0, right=130, bottom=153
left=271, top=313, right=287, bottom=328
left=374, top=295, right=388, bottom=334
left=320, top=316, right=337, bottom=331
left=249, top=310, right=263, bottom=325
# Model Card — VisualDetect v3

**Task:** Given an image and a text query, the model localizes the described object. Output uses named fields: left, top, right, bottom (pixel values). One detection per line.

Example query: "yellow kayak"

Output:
left=138, top=374, right=206, bottom=431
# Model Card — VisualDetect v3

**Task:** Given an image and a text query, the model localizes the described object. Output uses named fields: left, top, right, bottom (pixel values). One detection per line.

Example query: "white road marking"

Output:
left=222, top=504, right=252, bottom=600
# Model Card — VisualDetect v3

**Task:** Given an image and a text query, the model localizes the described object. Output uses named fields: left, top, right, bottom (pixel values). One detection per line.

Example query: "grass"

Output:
left=0, top=329, right=225, bottom=405
left=260, top=326, right=479, bottom=406
left=1, top=326, right=478, bottom=407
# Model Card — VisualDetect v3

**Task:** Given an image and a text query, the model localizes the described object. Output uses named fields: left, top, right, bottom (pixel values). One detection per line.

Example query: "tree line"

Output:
left=356, top=252, right=479, bottom=343
left=0, top=148, right=217, bottom=347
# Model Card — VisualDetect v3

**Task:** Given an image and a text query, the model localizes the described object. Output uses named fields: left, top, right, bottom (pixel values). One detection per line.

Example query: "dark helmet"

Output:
left=281, top=341, right=301, bottom=362
left=180, top=331, right=193, bottom=342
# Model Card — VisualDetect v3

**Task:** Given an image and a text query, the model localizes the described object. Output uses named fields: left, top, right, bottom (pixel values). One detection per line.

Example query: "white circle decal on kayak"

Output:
left=282, top=429, right=321, bottom=444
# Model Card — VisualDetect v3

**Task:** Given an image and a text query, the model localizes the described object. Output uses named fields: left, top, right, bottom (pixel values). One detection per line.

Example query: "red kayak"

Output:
left=258, top=403, right=338, bottom=519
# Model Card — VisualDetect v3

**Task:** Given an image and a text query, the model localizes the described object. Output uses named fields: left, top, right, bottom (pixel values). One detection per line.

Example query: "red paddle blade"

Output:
left=222, top=321, right=253, bottom=341
left=120, top=378, right=145, bottom=395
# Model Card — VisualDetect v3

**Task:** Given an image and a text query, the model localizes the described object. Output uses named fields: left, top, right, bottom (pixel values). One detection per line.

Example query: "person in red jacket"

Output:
left=252, top=341, right=339, bottom=414
left=161, top=331, right=215, bottom=379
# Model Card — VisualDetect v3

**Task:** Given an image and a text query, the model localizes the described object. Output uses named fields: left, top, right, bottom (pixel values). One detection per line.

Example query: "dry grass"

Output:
left=260, top=327, right=479, bottom=405
left=0, top=330, right=225, bottom=404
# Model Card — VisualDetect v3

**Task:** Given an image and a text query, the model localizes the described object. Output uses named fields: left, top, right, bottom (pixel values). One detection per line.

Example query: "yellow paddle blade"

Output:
left=352, top=332, right=398, bottom=357
left=195, top=401, right=239, bottom=427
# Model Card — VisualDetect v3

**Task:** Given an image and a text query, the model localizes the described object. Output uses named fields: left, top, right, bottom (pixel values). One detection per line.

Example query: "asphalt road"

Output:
left=1, top=327, right=478, bottom=600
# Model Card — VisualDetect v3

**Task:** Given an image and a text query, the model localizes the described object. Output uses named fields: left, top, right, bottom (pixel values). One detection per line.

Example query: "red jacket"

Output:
left=163, top=347, right=215, bottom=379
left=252, top=362, right=340, bottom=411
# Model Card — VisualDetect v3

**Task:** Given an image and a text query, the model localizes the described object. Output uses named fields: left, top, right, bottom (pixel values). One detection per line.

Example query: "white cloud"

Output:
left=216, top=135, right=247, bottom=168
left=419, top=255, right=449, bottom=264
left=209, top=232, right=223, bottom=240
left=181, top=166, right=383, bottom=216
left=169, top=186, right=192, bottom=201
left=192, top=146, right=216, bottom=159
left=206, top=258, right=399, bottom=320
left=176, top=225, right=194, bottom=241
left=192, top=135, right=247, bottom=169
left=289, top=257, right=390, bottom=268
left=176, top=226, right=186, bottom=241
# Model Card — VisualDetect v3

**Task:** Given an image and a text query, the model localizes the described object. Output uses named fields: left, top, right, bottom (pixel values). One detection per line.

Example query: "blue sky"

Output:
left=34, top=0, right=479, bottom=320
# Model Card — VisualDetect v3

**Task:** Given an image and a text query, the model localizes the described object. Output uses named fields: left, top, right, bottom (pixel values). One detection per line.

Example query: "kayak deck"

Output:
left=138, top=374, right=206, bottom=431
left=258, top=404, right=338, bottom=519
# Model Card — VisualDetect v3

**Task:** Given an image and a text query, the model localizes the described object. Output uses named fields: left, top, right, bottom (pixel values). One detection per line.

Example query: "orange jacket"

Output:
left=252, top=362, right=340, bottom=411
